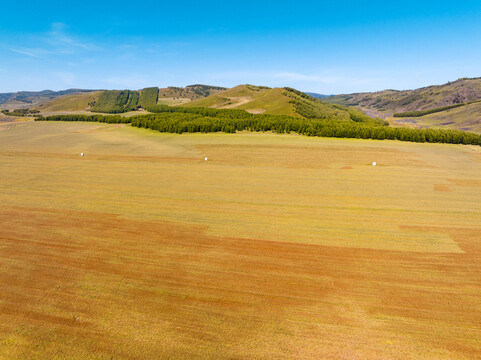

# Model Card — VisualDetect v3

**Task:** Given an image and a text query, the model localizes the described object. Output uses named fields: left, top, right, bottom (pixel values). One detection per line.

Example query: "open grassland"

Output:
left=0, top=122, right=481, bottom=359
left=35, top=92, right=101, bottom=112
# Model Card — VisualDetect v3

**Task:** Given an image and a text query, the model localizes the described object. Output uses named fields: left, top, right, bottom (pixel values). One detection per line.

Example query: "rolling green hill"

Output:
left=157, top=85, right=226, bottom=105
left=31, top=79, right=481, bottom=134
left=324, top=77, right=481, bottom=133
left=184, top=85, right=295, bottom=115
left=184, top=85, right=365, bottom=122
left=79, top=85, right=227, bottom=113
left=35, top=91, right=102, bottom=112
left=35, top=83, right=384, bottom=124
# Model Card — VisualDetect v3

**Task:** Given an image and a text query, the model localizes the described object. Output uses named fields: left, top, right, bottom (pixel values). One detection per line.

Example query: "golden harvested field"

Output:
left=0, top=121, right=481, bottom=359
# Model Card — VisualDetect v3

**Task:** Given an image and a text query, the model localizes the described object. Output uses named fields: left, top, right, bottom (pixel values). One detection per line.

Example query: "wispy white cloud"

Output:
left=8, top=47, right=49, bottom=58
left=6, top=22, right=100, bottom=59
left=47, top=22, right=97, bottom=52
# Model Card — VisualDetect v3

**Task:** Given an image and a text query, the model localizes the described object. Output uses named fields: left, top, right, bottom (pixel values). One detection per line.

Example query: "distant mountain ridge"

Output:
left=5, top=78, right=481, bottom=133
left=324, top=77, right=481, bottom=114
left=323, top=77, right=481, bottom=132
left=0, top=89, right=96, bottom=109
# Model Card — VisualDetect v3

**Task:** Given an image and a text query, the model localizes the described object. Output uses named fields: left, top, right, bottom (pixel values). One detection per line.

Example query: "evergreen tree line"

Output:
left=36, top=112, right=481, bottom=145
left=1, top=109, right=40, bottom=117
left=144, top=104, right=255, bottom=119
left=393, top=100, right=481, bottom=118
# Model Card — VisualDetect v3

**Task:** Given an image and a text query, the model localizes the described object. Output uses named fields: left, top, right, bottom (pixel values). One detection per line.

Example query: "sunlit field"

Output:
left=1, top=121, right=480, bottom=359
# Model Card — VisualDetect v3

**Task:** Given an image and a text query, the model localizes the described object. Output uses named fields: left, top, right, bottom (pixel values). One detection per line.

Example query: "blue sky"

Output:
left=1, top=0, right=481, bottom=93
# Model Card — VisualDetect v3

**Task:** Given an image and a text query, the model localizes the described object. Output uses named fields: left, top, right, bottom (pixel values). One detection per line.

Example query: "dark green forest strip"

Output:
left=36, top=106, right=481, bottom=146
left=139, top=87, right=159, bottom=108
left=91, top=90, right=140, bottom=113
left=393, top=100, right=481, bottom=117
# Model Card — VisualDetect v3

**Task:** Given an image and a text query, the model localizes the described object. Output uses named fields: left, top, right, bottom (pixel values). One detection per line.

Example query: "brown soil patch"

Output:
left=448, top=178, right=481, bottom=187
left=222, top=97, right=253, bottom=109
left=340, top=166, right=353, bottom=169
left=246, top=109, right=266, bottom=114
left=434, top=184, right=451, bottom=191
left=1, top=206, right=480, bottom=359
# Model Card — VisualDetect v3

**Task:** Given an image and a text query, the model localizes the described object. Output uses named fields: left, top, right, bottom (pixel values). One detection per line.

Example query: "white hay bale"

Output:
left=205, top=157, right=208, bottom=161
left=372, top=161, right=376, bottom=166
left=80, top=153, right=84, bottom=157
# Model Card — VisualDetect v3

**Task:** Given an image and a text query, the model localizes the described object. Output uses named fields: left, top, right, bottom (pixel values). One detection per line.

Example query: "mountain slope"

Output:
left=182, top=85, right=290, bottom=114
left=184, top=85, right=355, bottom=120
left=325, top=78, right=481, bottom=114
left=157, top=85, right=227, bottom=105
left=394, top=101, right=481, bottom=133
left=324, top=77, right=481, bottom=133
left=81, top=85, right=227, bottom=113
left=35, top=91, right=101, bottom=112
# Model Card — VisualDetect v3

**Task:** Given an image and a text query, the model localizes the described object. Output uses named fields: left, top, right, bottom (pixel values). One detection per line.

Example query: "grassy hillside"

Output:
left=35, top=91, right=101, bottom=112
left=0, top=89, right=96, bottom=110
left=185, top=85, right=360, bottom=120
left=54, top=85, right=226, bottom=113
left=90, top=90, right=140, bottom=113
left=157, top=85, right=226, bottom=105
left=325, top=78, right=481, bottom=114
left=393, top=100, right=481, bottom=133
left=182, top=85, right=266, bottom=109
left=325, top=77, right=481, bottom=133
left=33, top=84, right=381, bottom=123
left=138, top=87, right=159, bottom=108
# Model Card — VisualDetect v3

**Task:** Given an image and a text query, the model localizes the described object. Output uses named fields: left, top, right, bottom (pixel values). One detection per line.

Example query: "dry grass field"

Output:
left=0, top=121, right=480, bottom=359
